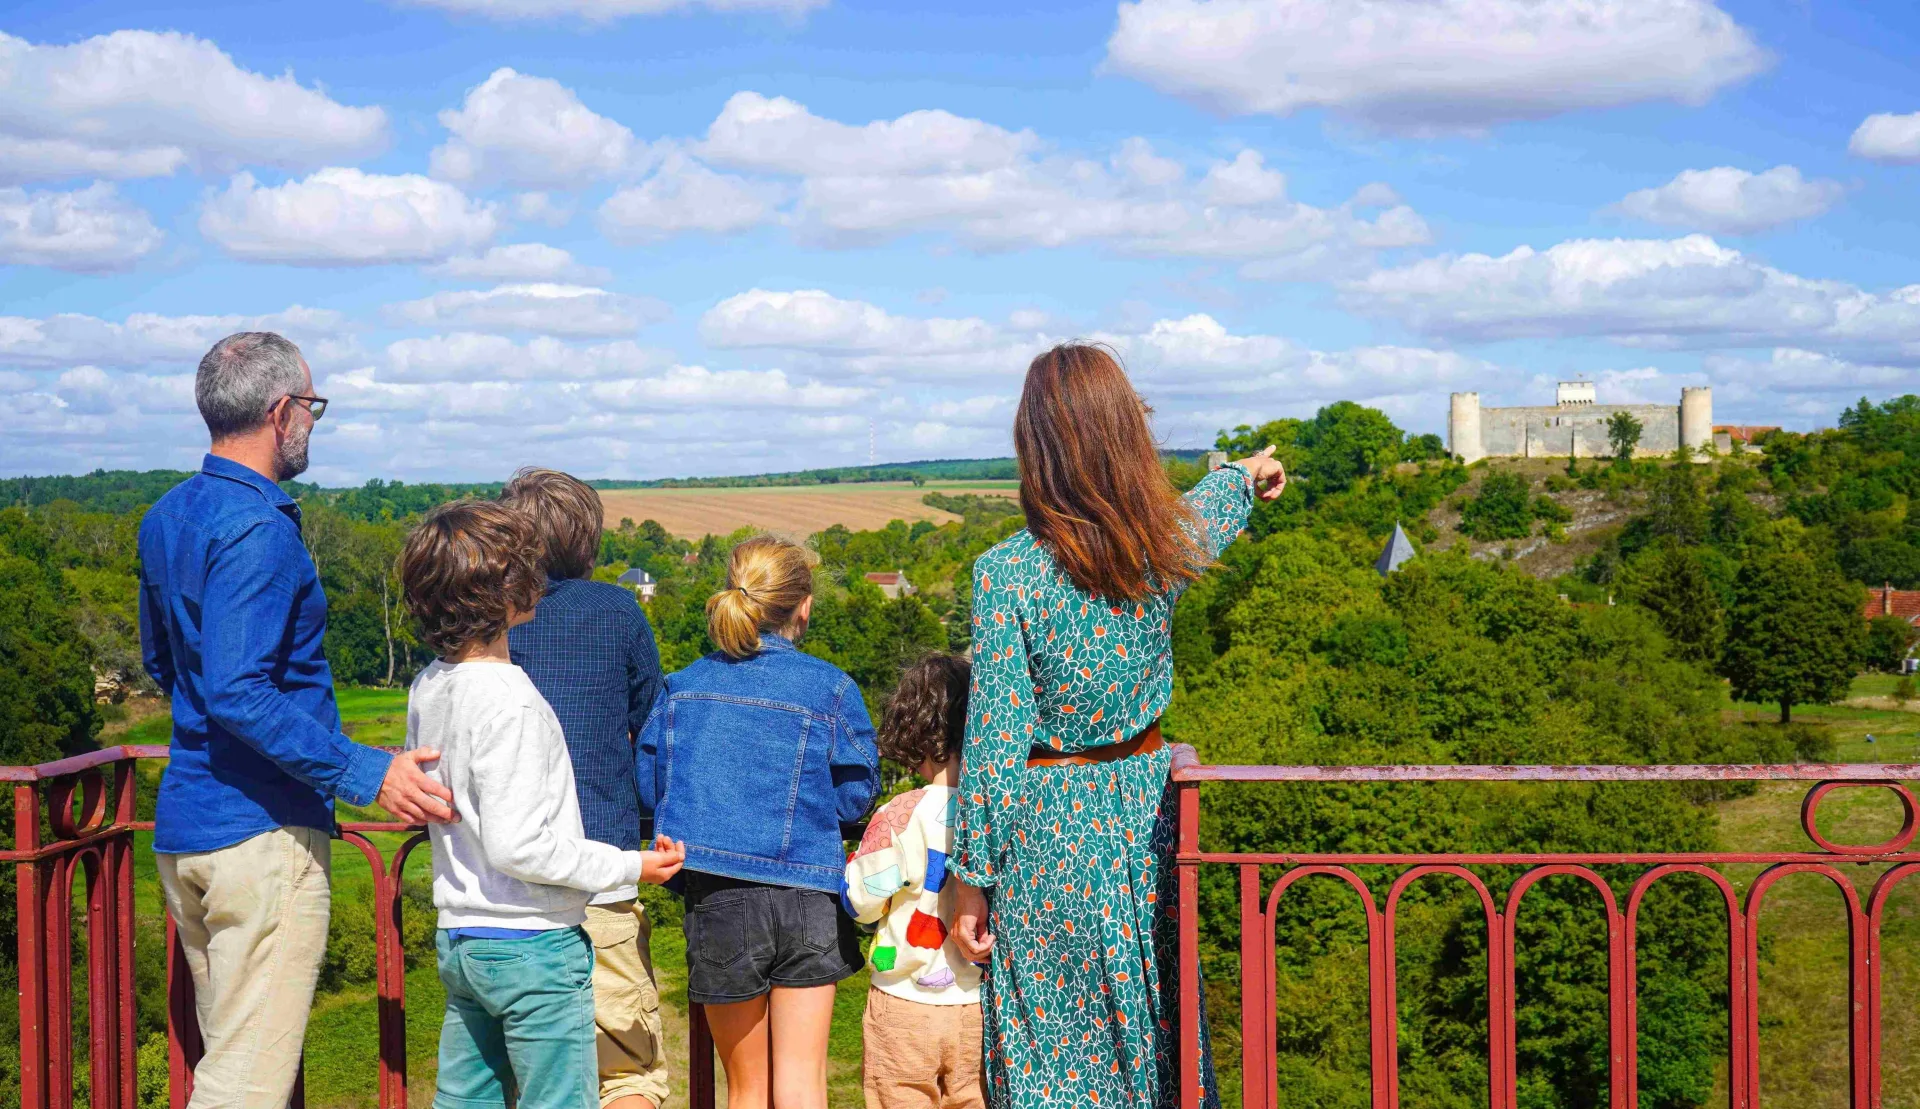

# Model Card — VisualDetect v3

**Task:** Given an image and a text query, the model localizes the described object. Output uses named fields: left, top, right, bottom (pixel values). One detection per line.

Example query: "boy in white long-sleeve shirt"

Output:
left=399, top=501, right=685, bottom=1109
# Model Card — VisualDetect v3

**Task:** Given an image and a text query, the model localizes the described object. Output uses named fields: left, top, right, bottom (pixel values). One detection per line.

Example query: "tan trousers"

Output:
left=157, top=826, right=332, bottom=1109
left=583, top=899, right=671, bottom=1109
left=861, top=989, right=984, bottom=1109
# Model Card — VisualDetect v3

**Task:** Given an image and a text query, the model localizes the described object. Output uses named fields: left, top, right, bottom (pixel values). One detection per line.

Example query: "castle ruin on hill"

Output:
left=1448, top=382, right=1712, bottom=464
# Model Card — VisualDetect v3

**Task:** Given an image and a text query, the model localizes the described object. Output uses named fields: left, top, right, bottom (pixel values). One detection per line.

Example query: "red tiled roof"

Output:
left=865, top=571, right=904, bottom=585
left=1862, top=587, right=1920, bottom=622
left=1714, top=425, right=1781, bottom=444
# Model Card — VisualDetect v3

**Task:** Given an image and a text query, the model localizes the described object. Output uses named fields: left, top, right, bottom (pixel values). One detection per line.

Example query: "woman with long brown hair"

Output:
left=948, top=344, right=1285, bottom=1108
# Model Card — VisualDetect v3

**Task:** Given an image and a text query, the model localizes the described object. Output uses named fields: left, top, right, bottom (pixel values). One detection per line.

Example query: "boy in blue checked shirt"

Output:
left=501, top=468, right=670, bottom=1109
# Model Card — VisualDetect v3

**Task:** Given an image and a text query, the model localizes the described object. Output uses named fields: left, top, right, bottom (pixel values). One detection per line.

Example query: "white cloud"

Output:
left=1343, top=234, right=1920, bottom=362
left=431, top=68, right=644, bottom=189
left=1704, top=348, right=1919, bottom=397
left=0, top=30, right=386, bottom=183
left=1104, top=0, right=1766, bottom=133
left=1611, top=165, right=1843, bottom=234
left=591, top=365, right=868, bottom=409
left=687, top=96, right=1427, bottom=275
left=423, top=243, right=609, bottom=282
left=400, top=0, right=826, bottom=21
left=54, top=365, right=196, bottom=415
left=512, top=192, right=576, bottom=226
left=598, top=152, right=779, bottom=242
left=387, top=283, right=669, bottom=337
left=700, top=289, right=1007, bottom=359
left=384, top=332, right=669, bottom=381
left=700, top=91, right=1037, bottom=176
left=567, top=94, right=1426, bottom=275
left=0, top=183, right=163, bottom=271
left=1096, top=313, right=1491, bottom=401
left=1849, top=111, right=1920, bottom=165
left=0, top=305, right=347, bottom=368
left=200, top=169, right=499, bottom=265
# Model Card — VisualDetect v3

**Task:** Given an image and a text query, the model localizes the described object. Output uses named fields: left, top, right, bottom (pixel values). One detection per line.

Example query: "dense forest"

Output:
left=2, top=395, right=1916, bottom=1109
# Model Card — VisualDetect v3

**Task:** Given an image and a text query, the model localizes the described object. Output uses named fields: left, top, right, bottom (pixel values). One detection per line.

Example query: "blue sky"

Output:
left=3, top=0, right=1918, bottom=484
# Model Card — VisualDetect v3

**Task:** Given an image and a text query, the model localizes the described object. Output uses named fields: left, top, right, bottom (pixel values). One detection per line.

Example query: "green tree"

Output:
left=1721, top=551, right=1867, bottom=722
left=1865, top=614, right=1917, bottom=673
left=1607, top=411, right=1644, bottom=464
left=1460, top=471, right=1534, bottom=540
left=1643, top=464, right=1707, bottom=548
left=0, top=508, right=101, bottom=766
left=1631, top=545, right=1725, bottom=663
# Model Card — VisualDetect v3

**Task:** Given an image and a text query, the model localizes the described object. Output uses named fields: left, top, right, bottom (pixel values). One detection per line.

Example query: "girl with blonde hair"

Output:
left=636, top=535, right=880, bottom=1109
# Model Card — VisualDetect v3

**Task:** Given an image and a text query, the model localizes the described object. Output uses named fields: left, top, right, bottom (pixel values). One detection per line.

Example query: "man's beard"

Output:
left=275, top=421, right=311, bottom=481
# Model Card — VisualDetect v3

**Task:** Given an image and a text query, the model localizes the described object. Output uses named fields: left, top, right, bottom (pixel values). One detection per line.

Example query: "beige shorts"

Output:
left=583, top=899, right=671, bottom=1109
left=862, top=987, right=984, bottom=1109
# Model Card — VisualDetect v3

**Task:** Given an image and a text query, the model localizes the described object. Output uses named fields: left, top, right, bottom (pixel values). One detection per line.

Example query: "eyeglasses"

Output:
left=284, top=394, right=329, bottom=421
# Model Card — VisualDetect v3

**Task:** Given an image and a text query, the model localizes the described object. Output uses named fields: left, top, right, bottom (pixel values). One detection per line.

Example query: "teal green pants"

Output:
left=433, top=927, right=597, bottom=1109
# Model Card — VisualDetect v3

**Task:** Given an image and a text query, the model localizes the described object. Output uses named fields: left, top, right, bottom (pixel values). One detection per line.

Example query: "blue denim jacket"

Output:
left=636, top=635, right=879, bottom=893
left=138, top=455, right=392, bottom=854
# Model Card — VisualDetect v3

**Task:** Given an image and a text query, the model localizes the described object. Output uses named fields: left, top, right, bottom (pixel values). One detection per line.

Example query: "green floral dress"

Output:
left=951, top=463, right=1253, bottom=1109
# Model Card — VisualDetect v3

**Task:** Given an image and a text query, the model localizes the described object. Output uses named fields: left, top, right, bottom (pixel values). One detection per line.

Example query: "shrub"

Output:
left=1866, top=614, right=1917, bottom=673
left=1460, top=472, right=1534, bottom=540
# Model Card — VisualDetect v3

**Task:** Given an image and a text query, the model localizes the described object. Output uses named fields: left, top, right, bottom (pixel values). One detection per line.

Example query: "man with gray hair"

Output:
left=138, top=332, right=457, bottom=1109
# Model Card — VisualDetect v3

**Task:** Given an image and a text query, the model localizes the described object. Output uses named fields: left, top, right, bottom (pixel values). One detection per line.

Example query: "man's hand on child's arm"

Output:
left=639, top=834, right=686, bottom=885
left=952, top=880, right=995, bottom=963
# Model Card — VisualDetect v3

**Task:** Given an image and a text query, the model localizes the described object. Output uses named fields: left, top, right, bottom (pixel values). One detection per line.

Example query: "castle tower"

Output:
left=1449, top=392, right=1484, bottom=464
left=1680, top=386, right=1712, bottom=456
left=1556, top=381, right=1596, bottom=406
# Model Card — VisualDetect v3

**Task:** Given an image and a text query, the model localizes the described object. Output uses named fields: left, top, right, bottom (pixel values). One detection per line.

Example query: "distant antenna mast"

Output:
left=869, top=418, right=875, bottom=466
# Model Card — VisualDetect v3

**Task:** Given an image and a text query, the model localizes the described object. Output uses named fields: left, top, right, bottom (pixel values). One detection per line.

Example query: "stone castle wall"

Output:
left=1450, top=386, right=1711, bottom=462
left=1481, top=403, right=1682, bottom=459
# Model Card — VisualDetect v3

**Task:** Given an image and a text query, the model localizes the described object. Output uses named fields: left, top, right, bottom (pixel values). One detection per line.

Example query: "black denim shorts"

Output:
left=681, top=871, right=863, bottom=1004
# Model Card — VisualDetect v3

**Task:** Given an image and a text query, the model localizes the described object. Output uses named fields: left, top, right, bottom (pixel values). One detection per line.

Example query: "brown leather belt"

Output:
left=1027, top=721, right=1164, bottom=767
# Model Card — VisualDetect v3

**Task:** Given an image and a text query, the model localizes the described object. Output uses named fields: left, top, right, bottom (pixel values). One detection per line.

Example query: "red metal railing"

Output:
left=1170, top=749, right=1920, bottom=1109
left=9, top=744, right=1918, bottom=1109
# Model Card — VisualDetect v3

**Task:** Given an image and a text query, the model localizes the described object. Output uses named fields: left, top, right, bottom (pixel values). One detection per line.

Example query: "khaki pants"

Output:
left=861, top=988, right=984, bottom=1109
left=583, top=899, right=671, bottom=1109
left=157, top=826, right=332, bottom=1109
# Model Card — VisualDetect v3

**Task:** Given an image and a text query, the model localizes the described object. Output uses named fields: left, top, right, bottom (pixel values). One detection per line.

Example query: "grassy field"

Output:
left=1713, top=689, right=1920, bottom=1109
left=595, top=480, right=1017, bottom=541
left=106, top=678, right=1920, bottom=1108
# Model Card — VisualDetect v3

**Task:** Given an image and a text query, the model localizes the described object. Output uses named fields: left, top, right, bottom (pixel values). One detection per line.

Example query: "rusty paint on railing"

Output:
left=9, top=745, right=1919, bottom=1109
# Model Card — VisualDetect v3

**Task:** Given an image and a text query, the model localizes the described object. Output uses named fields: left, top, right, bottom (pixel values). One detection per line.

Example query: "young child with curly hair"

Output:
left=844, top=652, right=988, bottom=1109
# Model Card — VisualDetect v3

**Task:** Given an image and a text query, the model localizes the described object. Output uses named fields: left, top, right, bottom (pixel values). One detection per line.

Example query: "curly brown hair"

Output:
left=877, top=653, right=971, bottom=768
left=399, top=500, right=546, bottom=657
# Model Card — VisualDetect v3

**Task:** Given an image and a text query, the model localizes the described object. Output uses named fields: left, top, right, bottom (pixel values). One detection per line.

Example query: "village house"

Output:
left=864, top=570, right=915, bottom=599
left=617, top=567, right=657, bottom=601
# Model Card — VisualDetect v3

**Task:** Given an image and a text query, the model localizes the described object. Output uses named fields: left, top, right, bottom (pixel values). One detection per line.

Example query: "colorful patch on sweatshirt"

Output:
left=852, top=789, right=922, bottom=860
left=924, top=848, right=948, bottom=893
left=862, top=864, right=904, bottom=899
left=871, top=945, right=897, bottom=972
left=905, top=909, right=948, bottom=949
left=916, top=966, right=955, bottom=990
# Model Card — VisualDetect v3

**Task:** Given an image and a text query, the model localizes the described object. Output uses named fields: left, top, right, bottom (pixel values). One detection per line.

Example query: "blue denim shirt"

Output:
left=509, top=576, right=662, bottom=851
left=636, top=635, right=879, bottom=893
left=138, top=455, right=392, bottom=854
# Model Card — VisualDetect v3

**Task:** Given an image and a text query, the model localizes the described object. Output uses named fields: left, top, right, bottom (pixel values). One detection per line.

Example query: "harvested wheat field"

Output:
left=596, top=481, right=1018, bottom=541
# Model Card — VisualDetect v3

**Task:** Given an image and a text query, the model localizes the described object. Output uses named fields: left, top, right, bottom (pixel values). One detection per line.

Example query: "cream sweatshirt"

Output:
left=406, top=660, right=643, bottom=929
